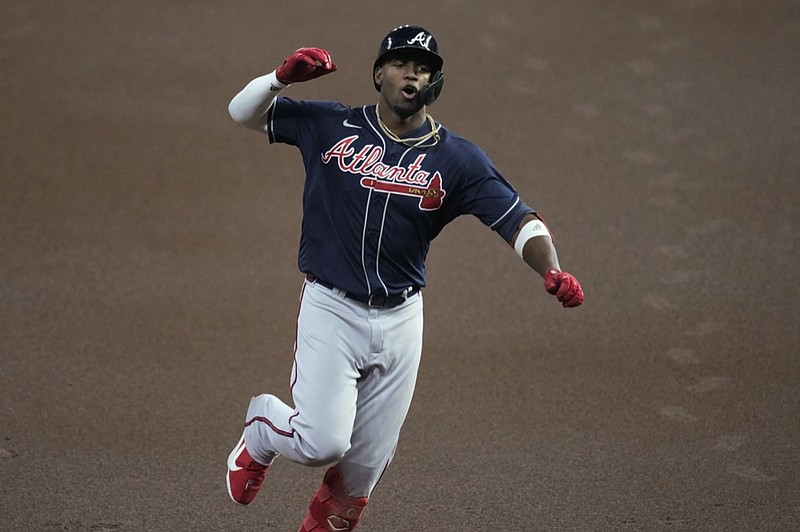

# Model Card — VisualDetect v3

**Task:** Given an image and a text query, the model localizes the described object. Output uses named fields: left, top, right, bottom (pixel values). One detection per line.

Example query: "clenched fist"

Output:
left=544, top=269, right=584, bottom=308
left=276, top=48, right=337, bottom=84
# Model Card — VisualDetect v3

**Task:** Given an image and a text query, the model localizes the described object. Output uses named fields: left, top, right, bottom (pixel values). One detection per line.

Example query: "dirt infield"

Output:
left=2, top=1, right=798, bottom=530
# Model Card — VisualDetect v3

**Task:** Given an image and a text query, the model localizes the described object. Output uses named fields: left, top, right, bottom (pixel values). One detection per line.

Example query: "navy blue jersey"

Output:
left=267, top=98, right=534, bottom=296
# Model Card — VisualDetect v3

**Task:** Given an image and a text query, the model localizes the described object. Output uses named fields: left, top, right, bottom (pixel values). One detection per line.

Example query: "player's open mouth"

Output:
left=401, top=85, right=418, bottom=100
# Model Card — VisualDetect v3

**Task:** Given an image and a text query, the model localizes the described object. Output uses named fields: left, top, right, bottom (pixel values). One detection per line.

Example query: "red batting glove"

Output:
left=275, top=48, right=337, bottom=84
left=544, top=269, right=584, bottom=308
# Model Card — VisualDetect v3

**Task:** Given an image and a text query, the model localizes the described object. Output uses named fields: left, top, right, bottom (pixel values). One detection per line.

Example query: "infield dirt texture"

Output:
left=1, top=1, right=798, bottom=530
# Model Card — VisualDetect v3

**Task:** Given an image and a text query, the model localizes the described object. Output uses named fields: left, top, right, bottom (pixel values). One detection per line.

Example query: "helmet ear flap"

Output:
left=420, top=71, right=444, bottom=106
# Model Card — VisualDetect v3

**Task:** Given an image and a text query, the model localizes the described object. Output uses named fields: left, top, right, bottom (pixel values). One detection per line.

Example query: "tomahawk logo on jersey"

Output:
left=322, top=136, right=446, bottom=210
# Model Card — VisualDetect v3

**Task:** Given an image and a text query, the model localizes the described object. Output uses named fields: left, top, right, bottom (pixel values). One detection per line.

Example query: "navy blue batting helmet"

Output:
left=373, top=25, right=444, bottom=93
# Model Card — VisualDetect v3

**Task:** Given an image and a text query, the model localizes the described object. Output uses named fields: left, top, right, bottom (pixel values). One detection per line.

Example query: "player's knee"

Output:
left=297, top=436, right=350, bottom=467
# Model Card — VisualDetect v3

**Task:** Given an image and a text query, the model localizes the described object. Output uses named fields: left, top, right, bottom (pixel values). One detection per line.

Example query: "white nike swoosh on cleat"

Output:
left=342, top=119, right=362, bottom=129
left=228, top=438, right=246, bottom=471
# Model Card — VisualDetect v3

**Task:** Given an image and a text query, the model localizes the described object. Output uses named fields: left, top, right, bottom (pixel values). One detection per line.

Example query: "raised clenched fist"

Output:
left=275, top=48, right=337, bottom=84
left=544, top=269, right=584, bottom=308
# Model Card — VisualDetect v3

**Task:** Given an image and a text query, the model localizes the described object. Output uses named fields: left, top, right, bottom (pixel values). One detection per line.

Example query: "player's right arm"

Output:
left=228, top=48, right=337, bottom=133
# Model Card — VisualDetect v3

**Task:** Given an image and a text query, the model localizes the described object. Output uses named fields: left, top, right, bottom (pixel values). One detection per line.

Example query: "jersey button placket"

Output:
left=363, top=223, right=381, bottom=288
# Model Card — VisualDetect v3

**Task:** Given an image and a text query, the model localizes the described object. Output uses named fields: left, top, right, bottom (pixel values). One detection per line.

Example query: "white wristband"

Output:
left=514, top=218, right=552, bottom=258
left=265, top=70, right=289, bottom=92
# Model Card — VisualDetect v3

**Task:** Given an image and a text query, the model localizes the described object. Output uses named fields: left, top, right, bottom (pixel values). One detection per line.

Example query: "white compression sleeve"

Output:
left=227, top=71, right=288, bottom=133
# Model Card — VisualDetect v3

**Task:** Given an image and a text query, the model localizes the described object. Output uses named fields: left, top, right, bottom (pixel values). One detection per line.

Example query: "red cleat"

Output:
left=226, top=433, right=269, bottom=505
left=298, top=467, right=368, bottom=531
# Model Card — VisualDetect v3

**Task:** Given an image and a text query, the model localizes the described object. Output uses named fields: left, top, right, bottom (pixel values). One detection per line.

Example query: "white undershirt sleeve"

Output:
left=228, top=71, right=288, bottom=133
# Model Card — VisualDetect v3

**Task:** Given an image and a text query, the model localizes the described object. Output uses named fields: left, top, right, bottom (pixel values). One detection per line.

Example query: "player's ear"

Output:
left=374, top=66, right=383, bottom=88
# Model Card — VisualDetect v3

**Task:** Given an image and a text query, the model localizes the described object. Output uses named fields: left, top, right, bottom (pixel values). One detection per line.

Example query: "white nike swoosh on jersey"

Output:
left=343, top=119, right=362, bottom=129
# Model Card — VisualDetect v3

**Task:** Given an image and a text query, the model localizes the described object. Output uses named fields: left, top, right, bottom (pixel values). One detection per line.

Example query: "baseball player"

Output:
left=225, top=25, right=584, bottom=531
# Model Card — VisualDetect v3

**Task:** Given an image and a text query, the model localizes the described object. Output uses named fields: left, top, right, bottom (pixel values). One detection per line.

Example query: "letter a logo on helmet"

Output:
left=406, top=31, right=433, bottom=50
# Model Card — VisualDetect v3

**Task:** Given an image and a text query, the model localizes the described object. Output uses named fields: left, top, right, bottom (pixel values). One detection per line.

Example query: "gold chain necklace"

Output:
left=376, top=103, right=440, bottom=146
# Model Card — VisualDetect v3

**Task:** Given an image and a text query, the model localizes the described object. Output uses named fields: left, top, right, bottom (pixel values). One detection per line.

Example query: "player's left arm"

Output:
left=512, top=214, right=584, bottom=308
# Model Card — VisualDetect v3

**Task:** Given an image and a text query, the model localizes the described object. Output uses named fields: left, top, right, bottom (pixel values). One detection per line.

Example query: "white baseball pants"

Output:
left=243, top=278, right=424, bottom=497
